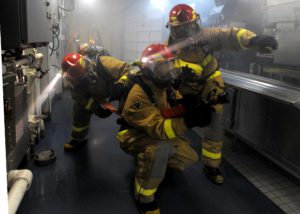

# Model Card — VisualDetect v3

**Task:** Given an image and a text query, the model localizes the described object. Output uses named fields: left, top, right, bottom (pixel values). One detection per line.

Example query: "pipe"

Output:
left=14, top=55, right=35, bottom=67
left=7, top=170, right=33, bottom=214
left=34, top=53, right=43, bottom=69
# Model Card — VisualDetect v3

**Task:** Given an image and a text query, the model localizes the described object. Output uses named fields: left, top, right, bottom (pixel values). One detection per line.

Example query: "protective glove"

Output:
left=183, top=103, right=213, bottom=128
left=180, top=65, right=197, bottom=82
left=178, top=94, right=199, bottom=112
left=249, top=35, right=278, bottom=54
left=109, top=82, right=126, bottom=102
left=93, top=102, right=112, bottom=118
left=180, top=94, right=213, bottom=128
left=171, top=78, right=182, bottom=90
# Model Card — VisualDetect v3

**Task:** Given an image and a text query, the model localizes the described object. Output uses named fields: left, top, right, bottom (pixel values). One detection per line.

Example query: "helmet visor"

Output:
left=63, top=72, right=78, bottom=89
left=170, top=21, right=200, bottom=40
left=63, top=63, right=97, bottom=89
left=148, top=59, right=181, bottom=83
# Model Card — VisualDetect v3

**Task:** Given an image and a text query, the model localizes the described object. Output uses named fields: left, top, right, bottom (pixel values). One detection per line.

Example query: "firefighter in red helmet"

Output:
left=62, top=53, right=98, bottom=89
left=117, top=43, right=213, bottom=214
left=61, top=52, right=131, bottom=150
left=166, top=4, right=278, bottom=184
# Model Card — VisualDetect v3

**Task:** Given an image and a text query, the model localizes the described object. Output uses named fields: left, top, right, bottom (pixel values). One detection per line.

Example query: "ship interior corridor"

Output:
left=2, top=0, right=300, bottom=213
left=17, top=91, right=285, bottom=214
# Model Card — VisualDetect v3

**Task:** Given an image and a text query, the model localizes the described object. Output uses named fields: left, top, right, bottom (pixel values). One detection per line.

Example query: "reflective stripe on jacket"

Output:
left=121, top=79, right=188, bottom=141
left=169, top=27, right=256, bottom=95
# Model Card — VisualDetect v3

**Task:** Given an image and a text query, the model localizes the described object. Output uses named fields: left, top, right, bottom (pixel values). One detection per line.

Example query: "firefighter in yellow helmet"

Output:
left=61, top=52, right=130, bottom=150
left=117, top=43, right=214, bottom=214
left=166, top=4, right=278, bottom=184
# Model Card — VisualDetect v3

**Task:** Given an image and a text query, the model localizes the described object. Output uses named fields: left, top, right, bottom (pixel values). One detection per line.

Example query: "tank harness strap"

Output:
left=118, top=75, right=177, bottom=131
left=134, top=76, right=156, bottom=105
left=117, top=76, right=157, bottom=132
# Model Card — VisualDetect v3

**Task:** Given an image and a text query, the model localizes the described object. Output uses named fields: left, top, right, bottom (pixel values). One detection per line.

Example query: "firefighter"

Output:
left=166, top=4, right=278, bottom=184
left=61, top=52, right=130, bottom=151
left=117, top=43, right=213, bottom=214
left=78, top=42, right=110, bottom=61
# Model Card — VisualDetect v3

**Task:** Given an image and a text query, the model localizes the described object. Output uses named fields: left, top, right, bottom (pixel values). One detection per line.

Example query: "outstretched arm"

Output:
left=199, top=27, right=277, bottom=53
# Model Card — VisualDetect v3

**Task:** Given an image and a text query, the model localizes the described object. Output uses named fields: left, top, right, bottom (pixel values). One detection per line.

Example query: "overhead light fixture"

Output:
left=189, top=3, right=196, bottom=10
left=82, top=0, right=94, bottom=5
left=150, top=0, right=169, bottom=12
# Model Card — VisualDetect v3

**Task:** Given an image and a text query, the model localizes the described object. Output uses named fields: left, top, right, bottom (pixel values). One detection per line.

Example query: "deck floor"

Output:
left=18, top=91, right=284, bottom=214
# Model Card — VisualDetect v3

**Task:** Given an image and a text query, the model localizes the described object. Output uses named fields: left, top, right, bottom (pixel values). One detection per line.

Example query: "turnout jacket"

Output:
left=119, top=78, right=187, bottom=143
left=71, top=55, right=130, bottom=110
left=168, top=27, right=256, bottom=95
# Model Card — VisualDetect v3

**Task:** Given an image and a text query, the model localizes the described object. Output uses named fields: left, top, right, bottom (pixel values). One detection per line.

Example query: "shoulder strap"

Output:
left=121, top=76, right=178, bottom=108
left=134, top=76, right=156, bottom=105
left=134, top=76, right=177, bottom=106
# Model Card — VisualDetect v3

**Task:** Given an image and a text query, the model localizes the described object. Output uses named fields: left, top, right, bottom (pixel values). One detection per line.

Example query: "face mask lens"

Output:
left=171, top=22, right=200, bottom=39
left=171, top=26, right=186, bottom=39
left=64, top=74, right=76, bottom=89
left=152, top=59, right=178, bottom=82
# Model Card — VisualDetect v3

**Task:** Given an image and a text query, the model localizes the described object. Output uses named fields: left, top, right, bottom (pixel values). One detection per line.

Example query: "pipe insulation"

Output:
left=7, top=170, right=33, bottom=214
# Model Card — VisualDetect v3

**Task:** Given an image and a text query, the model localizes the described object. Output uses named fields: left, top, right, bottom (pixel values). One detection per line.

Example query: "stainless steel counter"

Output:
left=221, top=69, right=300, bottom=179
left=221, top=69, right=300, bottom=108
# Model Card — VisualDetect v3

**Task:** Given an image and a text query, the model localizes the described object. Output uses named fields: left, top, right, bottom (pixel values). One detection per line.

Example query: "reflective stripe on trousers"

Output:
left=72, top=125, right=89, bottom=133
left=135, top=179, right=157, bottom=197
left=202, top=148, right=221, bottom=159
left=71, top=124, right=90, bottom=140
left=84, top=97, right=94, bottom=111
left=135, top=141, right=173, bottom=198
left=116, top=129, right=128, bottom=141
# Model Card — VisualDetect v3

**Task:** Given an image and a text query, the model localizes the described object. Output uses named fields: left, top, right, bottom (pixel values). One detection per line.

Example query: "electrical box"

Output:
left=0, top=0, right=52, bottom=49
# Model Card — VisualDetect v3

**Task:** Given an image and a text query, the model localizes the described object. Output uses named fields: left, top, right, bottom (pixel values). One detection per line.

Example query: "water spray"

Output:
left=36, top=73, right=62, bottom=108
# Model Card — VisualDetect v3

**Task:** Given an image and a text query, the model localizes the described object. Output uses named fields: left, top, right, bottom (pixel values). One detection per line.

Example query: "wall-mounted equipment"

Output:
left=3, top=73, right=29, bottom=171
left=0, top=0, right=52, bottom=49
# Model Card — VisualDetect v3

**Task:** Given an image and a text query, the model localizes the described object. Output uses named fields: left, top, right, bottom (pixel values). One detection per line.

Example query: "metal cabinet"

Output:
left=234, top=90, right=270, bottom=148
left=225, top=89, right=300, bottom=178
left=223, top=87, right=237, bottom=131
left=3, top=74, right=17, bottom=156
left=3, top=73, right=29, bottom=171
left=267, top=102, right=300, bottom=172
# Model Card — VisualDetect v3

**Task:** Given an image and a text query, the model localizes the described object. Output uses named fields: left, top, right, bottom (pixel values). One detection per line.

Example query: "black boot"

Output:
left=203, top=165, right=224, bottom=185
left=136, top=200, right=160, bottom=214
left=64, top=139, right=87, bottom=151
